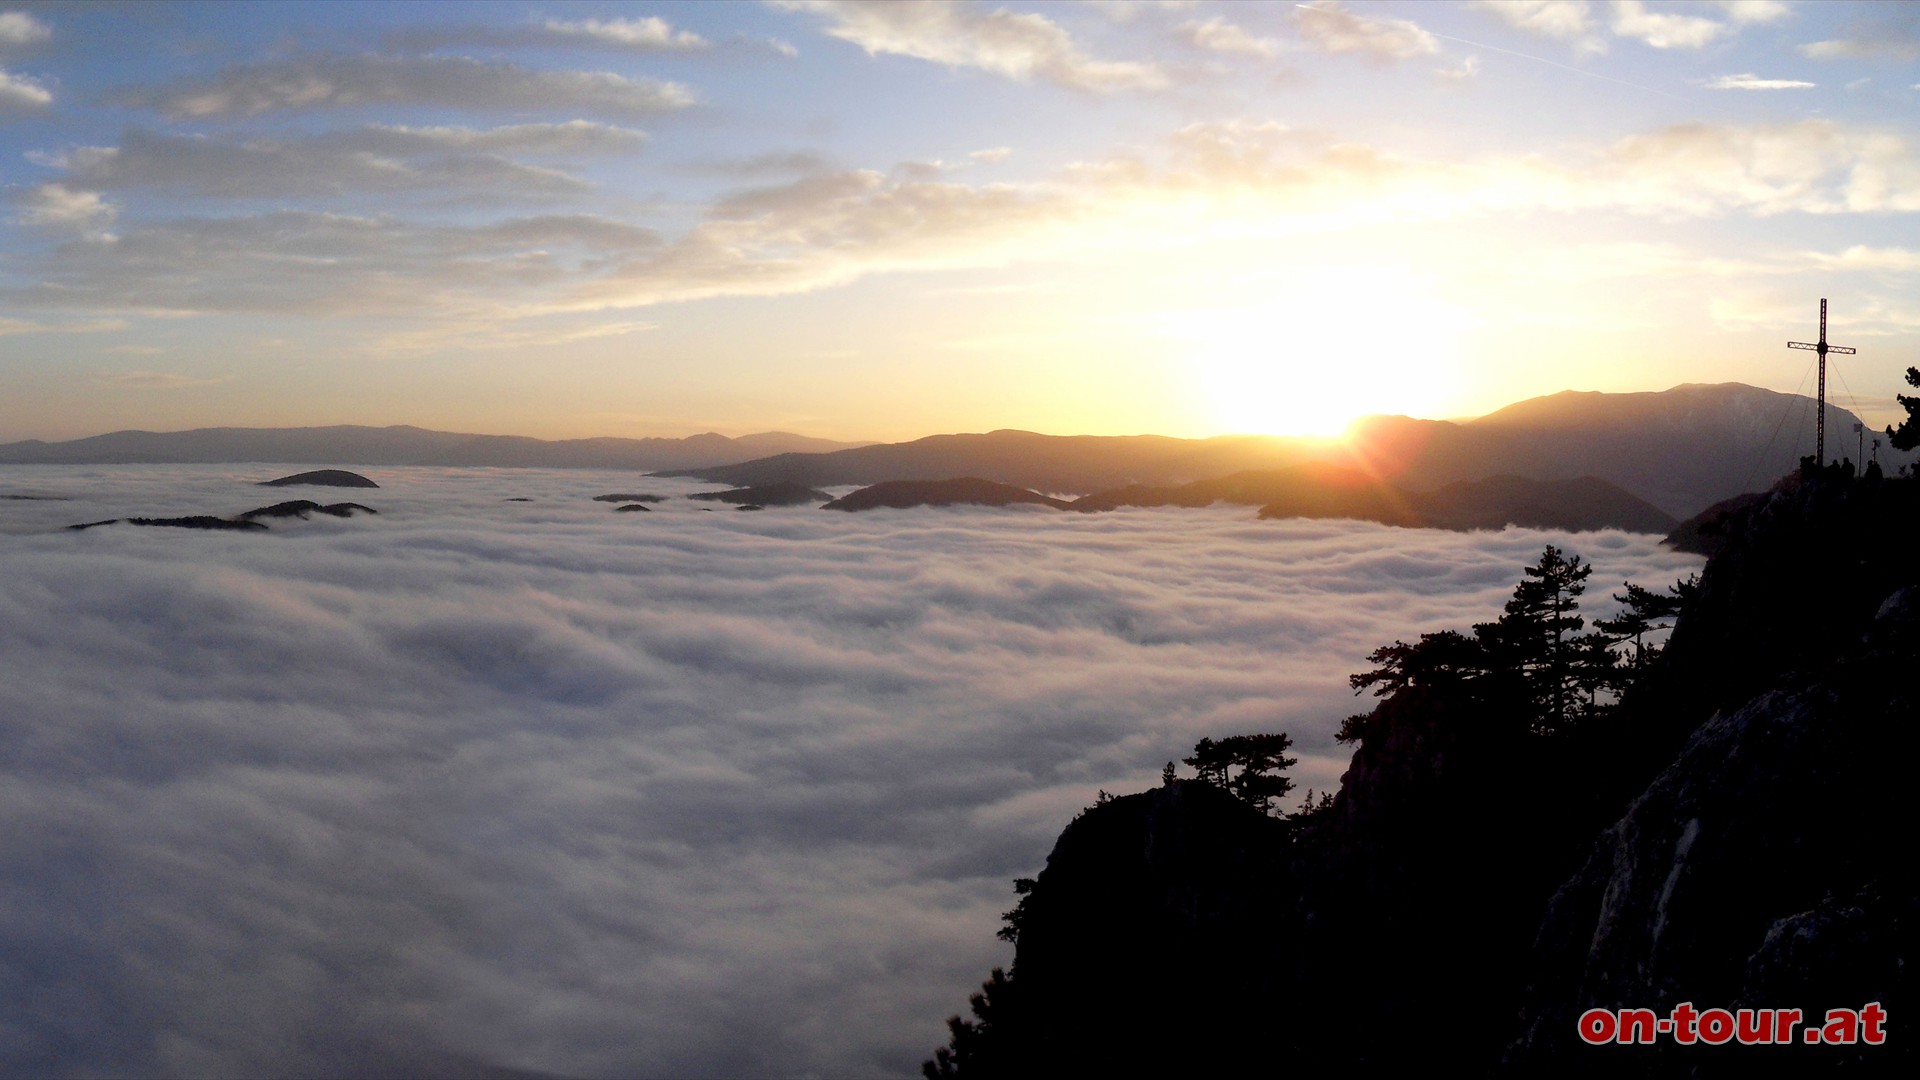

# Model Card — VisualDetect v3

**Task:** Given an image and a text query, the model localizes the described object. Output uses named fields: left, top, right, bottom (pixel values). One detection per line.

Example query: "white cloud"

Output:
left=1178, top=16, right=1283, bottom=59
left=0, top=315, right=125, bottom=336
left=1715, top=0, right=1791, bottom=25
left=1705, top=72, right=1815, bottom=90
left=14, top=182, right=115, bottom=231
left=12, top=119, right=1920, bottom=323
left=540, top=15, right=709, bottom=50
left=1801, top=245, right=1920, bottom=273
left=1439, top=55, right=1483, bottom=82
left=93, top=370, right=232, bottom=388
left=1293, top=0, right=1439, bottom=60
left=390, top=14, right=711, bottom=53
left=1802, top=34, right=1920, bottom=62
left=1610, top=0, right=1728, bottom=50
left=41, top=122, right=648, bottom=200
left=115, top=53, right=695, bottom=119
left=0, top=466, right=1703, bottom=1076
left=1471, top=0, right=1607, bottom=55
left=0, top=65, right=50, bottom=108
left=0, top=10, right=51, bottom=47
left=773, top=0, right=1169, bottom=92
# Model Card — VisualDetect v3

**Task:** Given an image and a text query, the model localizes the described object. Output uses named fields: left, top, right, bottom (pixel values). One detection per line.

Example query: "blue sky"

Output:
left=2, top=1, right=1918, bottom=440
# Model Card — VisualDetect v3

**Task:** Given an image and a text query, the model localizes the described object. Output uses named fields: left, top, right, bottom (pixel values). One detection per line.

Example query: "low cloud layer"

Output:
left=0, top=466, right=1702, bottom=1077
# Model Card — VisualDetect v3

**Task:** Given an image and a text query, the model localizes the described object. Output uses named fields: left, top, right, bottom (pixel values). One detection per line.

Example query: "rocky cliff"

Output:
left=927, top=465, right=1915, bottom=1076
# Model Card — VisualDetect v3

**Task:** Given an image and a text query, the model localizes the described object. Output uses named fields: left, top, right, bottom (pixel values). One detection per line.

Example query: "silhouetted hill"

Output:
left=261, top=469, right=379, bottom=488
left=659, top=430, right=1320, bottom=494
left=1067, top=468, right=1673, bottom=532
left=1457, top=383, right=1902, bottom=517
left=928, top=465, right=1916, bottom=1075
left=1405, top=474, right=1675, bottom=533
left=670, top=385, right=1907, bottom=519
left=0, top=425, right=862, bottom=469
left=687, top=481, right=832, bottom=506
left=1664, top=490, right=1770, bottom=556
left=822, top=478, right=1074, bottom=512
left=237, top=501, right=377, bottom=520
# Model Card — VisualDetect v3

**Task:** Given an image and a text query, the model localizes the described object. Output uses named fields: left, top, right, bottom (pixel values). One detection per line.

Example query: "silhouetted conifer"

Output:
left=1887, top=366, right=1920, bottom=451
left=1595, top=580, right=1686, bottom=668
left=1182, top=734, right=1297, bottom=815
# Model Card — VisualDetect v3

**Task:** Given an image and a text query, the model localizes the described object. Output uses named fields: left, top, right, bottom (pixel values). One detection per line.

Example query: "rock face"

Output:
left=1664, top=490, right=1768, bottom=555
left=260, top=469, right=379, bottom=488
left=821, top=478, right=1072, bottom=512
left=1512, top=679, right=1911, bottom=1075
left=929, top=465, right=1916, bottom=1076
left=954, top=782, right=1292, bottom=1075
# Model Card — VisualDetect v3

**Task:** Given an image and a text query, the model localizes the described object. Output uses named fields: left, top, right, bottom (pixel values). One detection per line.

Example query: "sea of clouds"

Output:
left=0, top=465, right=1704, bottom=1078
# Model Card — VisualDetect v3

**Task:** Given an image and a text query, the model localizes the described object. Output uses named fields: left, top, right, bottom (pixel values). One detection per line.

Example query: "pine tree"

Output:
left=1887, top=366, right=1920, bottom=452
left=1594, top=580, right=1685, bottom=669
left=1182, top=733, right=1297, bottom=815
left=1477, top=545, right=1608, bottom=735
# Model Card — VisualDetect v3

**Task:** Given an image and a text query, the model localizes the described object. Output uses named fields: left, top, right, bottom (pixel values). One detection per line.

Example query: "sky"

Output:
left=0, top=466, right=1704, bottom=1077
left=1, top=1, right=1918, bottom=442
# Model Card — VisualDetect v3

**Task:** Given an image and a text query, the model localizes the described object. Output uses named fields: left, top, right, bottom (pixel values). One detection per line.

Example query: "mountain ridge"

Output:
left=0, top=424, right=865, bottom=470
left=665, top=384, right=1908, bottom=519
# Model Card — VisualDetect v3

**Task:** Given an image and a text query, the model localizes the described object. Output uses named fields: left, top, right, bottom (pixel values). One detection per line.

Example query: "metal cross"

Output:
left=1787, top=298, right=1856, bottom=466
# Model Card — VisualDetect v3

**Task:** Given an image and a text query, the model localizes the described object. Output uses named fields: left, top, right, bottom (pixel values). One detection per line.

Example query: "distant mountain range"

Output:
left=4, top=384, right=1902, bottom=520
left=0, top=425, right=864, bottom=470
left=664, top=384, right=1910, bottom=519
left=813, top=470, right=1676, bottom=534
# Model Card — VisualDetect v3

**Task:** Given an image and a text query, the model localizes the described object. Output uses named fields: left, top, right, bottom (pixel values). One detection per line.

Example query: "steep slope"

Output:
left=927, top=464, right=1916, bottom=1076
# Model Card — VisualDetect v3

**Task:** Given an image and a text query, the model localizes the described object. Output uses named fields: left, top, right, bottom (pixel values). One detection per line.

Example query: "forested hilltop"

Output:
left=925, top=458, right=1916, bottom=1076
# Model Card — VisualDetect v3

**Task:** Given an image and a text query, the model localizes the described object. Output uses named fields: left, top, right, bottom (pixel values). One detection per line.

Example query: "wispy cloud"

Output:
left=1471, top=0, right=1607, bottom=56
left=390, top=14, right=710, bottom=53
left=37, top=122, right=647, bottom=200
left=1177, top=16, right=1284, bottom=59
left=1706, top=72, right=1815, bottom=90
left=0, top=65, right=49, bottom=108
left=772, top=0, right=1169, bottom=92
left=113, top=53, right=695, bottom=119
left=13, top=118, right=1920, bottom=325
left=92, top=370, right=232, bottom=389
left=13, top=182, right=116, bottom=232
left=1802, top=29, right=1920, bottom=62
left=1292, top=0, right=1439, bottom=61
left=0, top=315, right=125, bottom=336
left=1608, top=0, right=1786, bottom=52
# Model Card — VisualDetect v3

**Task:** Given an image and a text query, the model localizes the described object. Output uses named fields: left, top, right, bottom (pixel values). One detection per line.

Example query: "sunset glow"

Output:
left=0, top=2, right=1915, bottom=440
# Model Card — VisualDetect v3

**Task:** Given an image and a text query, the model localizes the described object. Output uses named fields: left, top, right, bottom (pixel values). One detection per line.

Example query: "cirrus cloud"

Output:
left=113, top=53, right=695, bottom=119
left=772, top=0, right=1169, bottom=92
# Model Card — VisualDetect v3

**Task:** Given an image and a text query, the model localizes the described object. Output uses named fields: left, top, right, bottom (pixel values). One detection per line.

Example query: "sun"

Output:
left=1167, top=275, right=1470, bottom=437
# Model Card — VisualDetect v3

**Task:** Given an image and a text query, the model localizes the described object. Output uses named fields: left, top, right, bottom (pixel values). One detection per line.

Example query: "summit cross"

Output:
left=1787, top=298, right=1857, bottom=467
